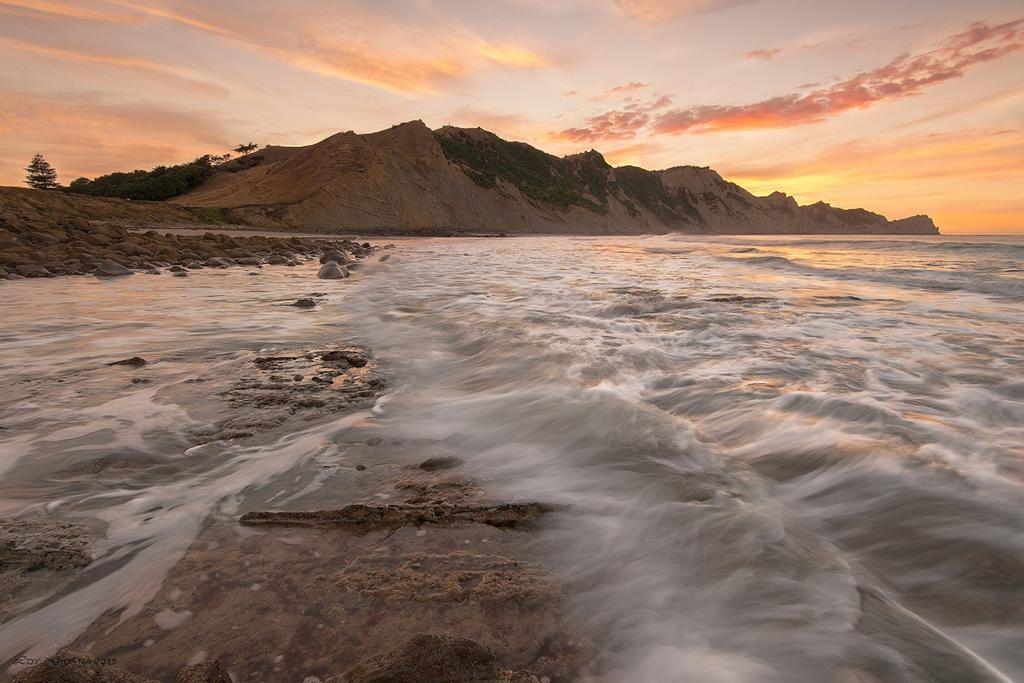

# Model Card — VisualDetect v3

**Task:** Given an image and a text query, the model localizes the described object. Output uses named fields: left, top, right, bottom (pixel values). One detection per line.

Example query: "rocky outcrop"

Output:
left=0, top=199, right=382, bottom=279
left=175, top=121, right=938, bottom=235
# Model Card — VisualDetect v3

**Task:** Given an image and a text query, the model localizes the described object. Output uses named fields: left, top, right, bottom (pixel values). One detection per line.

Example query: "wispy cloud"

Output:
left=95, top=1, right=552, bottom=95
left=614, top=0, right=758, bottom=23
left=559, top=20, right=1024, bottom=142
left=656, top=19, right=1024, bottom=134
left=0, top=0, right=141, bottom=24
left=0, top=36, right=229, bottom=96
left=597, top=81, right=648, bottom=99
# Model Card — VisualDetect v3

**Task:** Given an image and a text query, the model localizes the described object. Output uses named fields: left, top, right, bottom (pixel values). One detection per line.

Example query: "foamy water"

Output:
left=1, top=235, right=1022, bottom=681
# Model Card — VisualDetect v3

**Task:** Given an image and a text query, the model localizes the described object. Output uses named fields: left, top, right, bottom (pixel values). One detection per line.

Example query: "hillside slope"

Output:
left=176, top=121, right=938, bottom=235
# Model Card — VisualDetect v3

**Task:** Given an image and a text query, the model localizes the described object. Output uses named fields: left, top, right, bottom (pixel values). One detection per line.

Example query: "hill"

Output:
left=173, top=120, right=938, bottom=235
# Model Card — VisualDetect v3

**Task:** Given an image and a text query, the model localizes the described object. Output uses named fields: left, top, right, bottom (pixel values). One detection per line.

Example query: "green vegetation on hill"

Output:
left=434, top=129, right=606, bottom=212
left=67, top=157, right=214, bottom=201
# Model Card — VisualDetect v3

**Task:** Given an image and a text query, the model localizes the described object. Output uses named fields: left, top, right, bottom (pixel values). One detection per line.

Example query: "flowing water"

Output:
left=1, top=234, right=1023, bottom=681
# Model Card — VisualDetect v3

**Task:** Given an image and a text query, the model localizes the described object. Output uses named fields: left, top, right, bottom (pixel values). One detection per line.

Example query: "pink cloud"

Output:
left=655, top=19, right=1024, bottom=134
left=745, top=47, right=783, bottom=61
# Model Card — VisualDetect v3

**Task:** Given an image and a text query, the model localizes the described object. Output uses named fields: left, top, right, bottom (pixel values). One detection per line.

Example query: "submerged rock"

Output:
left=292, top=298, right=317, bottom=309
left=107, top=356, right=147, bottom=367
left=317, top=262, right=350, bottom=279
left=418, top=456, right=464, bottom=472
left=238, top=502, right=556, bottom=534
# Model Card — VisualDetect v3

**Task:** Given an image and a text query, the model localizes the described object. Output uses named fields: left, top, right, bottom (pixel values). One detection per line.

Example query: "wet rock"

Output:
left=332, top=634, right=537, bottom=683
left=10, top=650, right=155, bottom=683
left=94, top=260, right=133, bottom=277
left=0, top=517, right=91, bottom=570
left=204, top=257, right=233, bottom=268
left=175, top=659, right=232, bottom=683
left=236, top=256, right=262, bottom=266
left=379, top=254, right=390, bottom=262
left=14, top=264, right=53, bottom=278
left=108, top=356, right=147, bottom=367
left=366, top=437, right=383, bottom=447
left=239, top=502, right=556, bottom=534
left=173, top=271, right=189, bottom=278
left=168, top=264, right=187, bottom=273
left=320, top=249, right=349, bottom=264
left=292, top=298, right=317, bottom=309
left=418, top=456, right=464, bottom=472
left=321, top=348, right=370, bottom=367
left=131, top=377, right=151, bottom=384
left=317, top=262, right=349, bottom=279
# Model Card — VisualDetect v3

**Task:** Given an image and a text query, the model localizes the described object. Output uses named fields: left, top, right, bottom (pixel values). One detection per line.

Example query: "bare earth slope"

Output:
left=176, top=121, right=938, bottom=235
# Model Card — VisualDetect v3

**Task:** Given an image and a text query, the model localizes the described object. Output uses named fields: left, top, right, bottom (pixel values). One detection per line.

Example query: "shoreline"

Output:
left=0, top=257, right=596, bottom=682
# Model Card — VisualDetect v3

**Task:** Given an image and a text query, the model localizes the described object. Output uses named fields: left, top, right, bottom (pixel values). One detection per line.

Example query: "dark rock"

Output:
left=366, top=437, right=383, bottom=446
left=10, top=650, right=154, bottom=683
left=320, top=249, right=349, bottom=264
left=15, top=264, right=54, bottom=278
left=108, top=356, right=147, bottom=367
left=418, top=456, right=464, bottom=472
left=379, top=254, right=391, bottom=262
left=236, top=256, right=263, bottom=266
left=173, top=271, right=189, bottom=278
left=355, top=465, right=368, bottom=471
left=175, top=659, right=232, bottom=683
left=321, top=348, right=370, bottom=367
left=239, top=502, right=556, bottom=534
left=266, top=255, right=289, bottom=265
left=317, top=262, right=349, bottom=280
left=94, top=260, right=133, bottom=277
left=131, top=377, right=151, bottom=384
left=292, top=298, right=317, bottom=309
left=0, top=517, right=91, bottom=571
left=168, top=264, right=187, bottom=273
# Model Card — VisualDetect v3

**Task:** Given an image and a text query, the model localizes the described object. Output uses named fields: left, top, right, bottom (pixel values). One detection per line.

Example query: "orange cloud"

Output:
left=656, top=19, right=1024, bottom=134
left=0, top=0, right=141, bottom=24
left=614, top=0, right=757, bottom=23
left=0, top=36, right=229, bottom=96
left=94, top=1, right=550, bottom=96
left=597, top=81, right=648, bottom=99
left=745, top=47, right=783, bottom=61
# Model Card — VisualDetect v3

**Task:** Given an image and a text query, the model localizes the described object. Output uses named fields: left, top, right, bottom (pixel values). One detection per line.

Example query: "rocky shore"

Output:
left=0, top=211, right=386, bottom=279
left=1, top=326, right=592, bottom=681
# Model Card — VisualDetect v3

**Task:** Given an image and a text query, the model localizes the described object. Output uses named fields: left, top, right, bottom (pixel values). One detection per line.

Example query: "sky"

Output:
left=0, top=0, right=1022, bottom=234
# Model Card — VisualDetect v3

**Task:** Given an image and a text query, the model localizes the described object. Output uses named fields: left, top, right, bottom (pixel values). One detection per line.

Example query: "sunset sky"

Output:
left=1, top=0, right=1021, bottom=233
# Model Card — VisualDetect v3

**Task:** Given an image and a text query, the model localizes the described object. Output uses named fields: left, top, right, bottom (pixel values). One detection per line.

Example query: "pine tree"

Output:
left=24, top=153, right=59, bottom=189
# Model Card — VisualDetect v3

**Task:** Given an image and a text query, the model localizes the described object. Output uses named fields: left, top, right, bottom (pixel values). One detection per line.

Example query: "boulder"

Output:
left=94, top=260, right=133, bottom=277
left=175, top=659, right=232, bottom=683
left=320, top=249, right=349, bottom=264
left=317, top=262, right=349, bottom=280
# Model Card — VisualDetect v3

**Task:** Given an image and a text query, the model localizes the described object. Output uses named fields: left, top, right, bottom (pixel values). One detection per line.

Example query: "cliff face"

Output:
left=175, top=121, right=938, bottom=235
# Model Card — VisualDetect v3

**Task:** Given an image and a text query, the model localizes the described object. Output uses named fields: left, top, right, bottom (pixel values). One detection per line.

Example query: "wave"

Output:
left=729, top=254, right=1024, bottom=299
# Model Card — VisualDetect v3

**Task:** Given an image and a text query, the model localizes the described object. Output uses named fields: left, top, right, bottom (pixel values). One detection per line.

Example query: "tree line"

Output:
left=23, top=142, right=262, bottom=198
